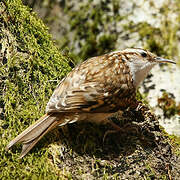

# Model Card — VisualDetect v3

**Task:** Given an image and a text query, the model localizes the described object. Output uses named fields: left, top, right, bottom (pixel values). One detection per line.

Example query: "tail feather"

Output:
left=19, top=119, right=59, bottom=158
left=6, top=113, right=64, bottom=158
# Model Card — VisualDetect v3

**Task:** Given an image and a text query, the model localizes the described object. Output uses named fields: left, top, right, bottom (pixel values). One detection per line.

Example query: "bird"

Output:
left=6, top=48, right=176, bottom=158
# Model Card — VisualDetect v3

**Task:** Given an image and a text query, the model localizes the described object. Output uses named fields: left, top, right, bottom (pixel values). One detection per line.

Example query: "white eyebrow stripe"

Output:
left=122, top=48, right=146, bottom=54
left=109, top=48, right=147, bottom=56
left=109, top=50, right=122, bottom=55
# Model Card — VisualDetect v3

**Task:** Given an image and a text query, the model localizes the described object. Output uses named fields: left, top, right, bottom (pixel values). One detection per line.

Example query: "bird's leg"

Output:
left=103, top=101, right=144, bottom=143
left=103, top=120, right=125, bottom=143
left=108, top=120, right=125, bottom=132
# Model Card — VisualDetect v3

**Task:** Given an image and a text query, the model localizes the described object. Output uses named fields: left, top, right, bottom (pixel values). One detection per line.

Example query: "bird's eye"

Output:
left=140, top=51, right=147, bottom=57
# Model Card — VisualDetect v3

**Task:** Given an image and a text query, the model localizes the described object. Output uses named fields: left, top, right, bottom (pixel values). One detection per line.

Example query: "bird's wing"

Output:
left=46, top=57, right=110, bottom=113
left=46, top=82, right=107, bottom=113
left=46, top=55, right=134, bottom=113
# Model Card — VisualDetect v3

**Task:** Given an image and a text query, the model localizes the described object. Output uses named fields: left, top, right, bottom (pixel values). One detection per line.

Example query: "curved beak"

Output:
left=155, top=57, right=176, bottom=64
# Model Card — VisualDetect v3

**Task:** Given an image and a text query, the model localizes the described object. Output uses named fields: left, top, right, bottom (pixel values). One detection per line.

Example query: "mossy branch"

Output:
left=0, top=1, right=71, bottom=178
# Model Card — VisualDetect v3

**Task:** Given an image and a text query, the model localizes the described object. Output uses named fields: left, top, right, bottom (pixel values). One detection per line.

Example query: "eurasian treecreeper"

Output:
left=6, top=48, right=176, bottom=158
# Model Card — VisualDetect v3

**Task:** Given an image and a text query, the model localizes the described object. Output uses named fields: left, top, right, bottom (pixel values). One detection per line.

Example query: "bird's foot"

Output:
left=103, top=121, right=125, bottom=143
left=103, top=120, right=141, bottom=143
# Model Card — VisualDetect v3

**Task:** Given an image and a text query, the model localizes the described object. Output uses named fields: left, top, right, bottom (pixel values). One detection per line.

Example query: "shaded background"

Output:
left=23, top=0, right=180, bottom=61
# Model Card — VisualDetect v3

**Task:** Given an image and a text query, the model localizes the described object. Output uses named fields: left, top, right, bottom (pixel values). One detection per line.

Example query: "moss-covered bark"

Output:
left=0, top=0, right=71, bottom=178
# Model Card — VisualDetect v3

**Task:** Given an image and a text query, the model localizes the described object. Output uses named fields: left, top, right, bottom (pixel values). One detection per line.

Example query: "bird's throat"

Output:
left=128, top=61, right=155, bottom=88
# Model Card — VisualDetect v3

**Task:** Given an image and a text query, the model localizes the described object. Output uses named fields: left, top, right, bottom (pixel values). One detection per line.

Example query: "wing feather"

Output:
left=46, top=55, right=134, bottom=113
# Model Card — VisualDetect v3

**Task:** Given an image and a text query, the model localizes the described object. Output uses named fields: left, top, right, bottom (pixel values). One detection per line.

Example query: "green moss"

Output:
left=160, top=129, right=180, bottom=157
left=138, top=5, right=180, bottom=61
left=168, top=135, right=180, bottom=156
left=0, top=0, right=71, bottom=179
left=157, top=92, right=180, bottom=118
left=61, top=1, right=120, bottom=62
left=136, top=90, right=149, bottom=105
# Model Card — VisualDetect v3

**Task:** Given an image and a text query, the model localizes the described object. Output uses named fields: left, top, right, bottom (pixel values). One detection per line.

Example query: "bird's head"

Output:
left=121, top=48, right=176, bottom=88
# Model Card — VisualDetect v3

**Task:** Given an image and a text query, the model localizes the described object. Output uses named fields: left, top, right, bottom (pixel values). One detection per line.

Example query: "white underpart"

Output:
left=126, top=60, right=156, bottom=88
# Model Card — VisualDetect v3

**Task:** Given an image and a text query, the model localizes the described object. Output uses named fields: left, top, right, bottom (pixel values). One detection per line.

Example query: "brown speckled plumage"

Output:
left=47, top=52, right=136, bottom=114
left=6, top=48, right=176, bottom=158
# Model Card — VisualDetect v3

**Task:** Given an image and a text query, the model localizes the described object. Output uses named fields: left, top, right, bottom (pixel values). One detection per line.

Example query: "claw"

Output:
left=103, top=129, right=118, bottom=143
left=103, top=120, right=125, bottom=143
